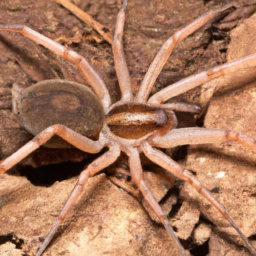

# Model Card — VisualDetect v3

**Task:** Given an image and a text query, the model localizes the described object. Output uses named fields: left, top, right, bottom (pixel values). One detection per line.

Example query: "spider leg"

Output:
left=0, top=124, right=104, bottom=174
left=136, top=4, right=235, bottom=103
left=141, top=141, right=256, bottom=256
left=0, top=25, right=111, bottom=110
left=149, top=102, right=201, bottom=113
left=112, top=0, right=132, bottom=102
left=107, top=175, right=139, bottom=197
left=107, top=166, right=141, bottom=197
left=150, top=127, right=256, bottom=152
left=127, top=147, right=189, bottom=256
left=35, top=141, right=120, bottom=256
left=148, top=52, right=256, bottom=104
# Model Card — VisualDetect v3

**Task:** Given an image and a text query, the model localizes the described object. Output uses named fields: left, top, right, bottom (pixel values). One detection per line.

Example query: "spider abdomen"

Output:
left=14, top=79, right=104, bottom=148
left=106, top=103, right=177, bottom=139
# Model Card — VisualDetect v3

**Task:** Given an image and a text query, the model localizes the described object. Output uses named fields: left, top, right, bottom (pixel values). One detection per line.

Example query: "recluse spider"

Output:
left=1, top=0, right=256, bottom=255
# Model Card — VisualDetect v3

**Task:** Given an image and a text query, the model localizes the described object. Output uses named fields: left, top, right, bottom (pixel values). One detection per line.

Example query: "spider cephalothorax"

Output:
left=1, top=1, right=256, bottom=256
left=106, top=102, right=177, bottom=139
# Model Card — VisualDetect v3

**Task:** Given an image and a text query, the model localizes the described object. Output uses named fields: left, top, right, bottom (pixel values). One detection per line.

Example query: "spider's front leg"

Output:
left=112, top=0, right=132, bottom=102
left=0, top=24, right=111, bottom=109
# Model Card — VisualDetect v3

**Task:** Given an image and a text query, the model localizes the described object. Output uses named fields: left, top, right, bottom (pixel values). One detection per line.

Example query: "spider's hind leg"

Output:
left=35, top=140, right=120, bottom=256
left=0, top=124, right=104, bottom=174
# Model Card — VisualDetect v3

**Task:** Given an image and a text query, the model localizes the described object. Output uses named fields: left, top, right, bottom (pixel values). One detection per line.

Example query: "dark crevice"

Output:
left=210, top=186, right=220, bottom=193
left=199, top=214, right=215, bottom=227
left=210, top=26, right=229, bottom=41
left=180, top=238, right=191, bottom=251
left=196, top=102, right=210, bottom=127
left=251, top=192, right=256, bottom=197
left=170, top=145, right=188, bottom=163
left=17, top=159, right=95, bottom=187
left=190, top=241, right=209, bottom=256
left=249, top=234, right=256, bottom=240
left=0, top=235, right=24, bottom=249
left=176, top=112, right=197, bottom=129
left=159, top=187, right=179, bottom=205
left=102, top=27, right=110, bottom=33
left=219, top=48, right=227, bottom=53
left=188, top=169, right=197, bottom=176
left=168, top=201, right=183, bottom=219
left=172, top=226, right=178, bottom=232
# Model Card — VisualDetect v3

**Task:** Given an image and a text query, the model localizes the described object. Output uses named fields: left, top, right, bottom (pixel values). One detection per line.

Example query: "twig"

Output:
left=55, top=0, right=113, bottom=44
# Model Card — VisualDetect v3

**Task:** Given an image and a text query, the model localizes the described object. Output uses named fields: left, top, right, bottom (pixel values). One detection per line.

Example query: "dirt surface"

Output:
left=1, top=0, right=256, bottom=256
left=183, top=11, right=256, bottom=256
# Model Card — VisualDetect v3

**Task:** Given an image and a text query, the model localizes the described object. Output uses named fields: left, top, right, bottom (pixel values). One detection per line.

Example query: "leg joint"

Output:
left=226, top=130, right=239, bottom=141
left=207, top=68, right=225, bottom=80
left=63, top=48, right=82, bottom=65
left=51, top=124, right=64, bottom=134
left=33, top=125, right=63, bottom=145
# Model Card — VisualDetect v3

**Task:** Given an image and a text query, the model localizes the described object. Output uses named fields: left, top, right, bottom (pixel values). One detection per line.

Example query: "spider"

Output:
left=0, top=0, right=256, bottom=255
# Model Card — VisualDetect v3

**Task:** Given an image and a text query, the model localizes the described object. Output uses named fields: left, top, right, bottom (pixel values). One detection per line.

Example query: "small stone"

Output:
left=153, top=15, right=166, bottom=23
left=171, top=201, right=200, bottom=240
left=192, top=222, right=211, bottom=245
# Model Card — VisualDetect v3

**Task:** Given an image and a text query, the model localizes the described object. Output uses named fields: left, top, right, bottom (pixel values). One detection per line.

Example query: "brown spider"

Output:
left=1, top=1, right=256, bottom=255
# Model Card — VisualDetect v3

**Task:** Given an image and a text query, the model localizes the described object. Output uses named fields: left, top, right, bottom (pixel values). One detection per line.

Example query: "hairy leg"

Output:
left=142, top=141, right=256, bottom=256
